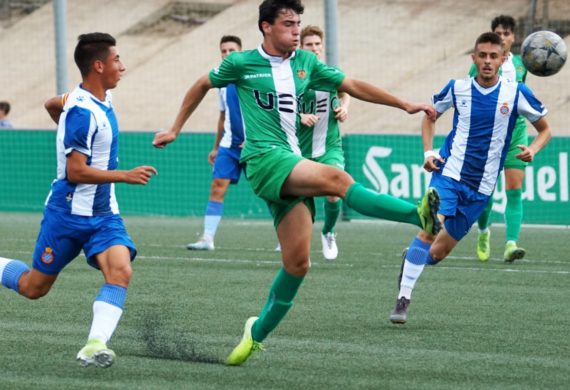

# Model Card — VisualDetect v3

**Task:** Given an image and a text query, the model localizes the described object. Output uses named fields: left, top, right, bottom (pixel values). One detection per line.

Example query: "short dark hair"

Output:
left=0, top=101, right=10, bottom=115
left=474, top=32, right=503, bottom=51
left=258, top=0, right=304, bottom=34
left=74, top=32, right=116, bottom=77
left=220, top=35, right=242, bottom=48
left=491, top=15, right=516, bottom=32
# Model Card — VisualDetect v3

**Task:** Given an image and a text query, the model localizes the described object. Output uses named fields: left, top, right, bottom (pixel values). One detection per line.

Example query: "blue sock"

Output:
left=204, top=201, right=224, bottom=237
left=407, top=237, right=431, bottom=265
left=1, top=260, right=30, bottom=293
left=95, top=283, right=127, bottom=309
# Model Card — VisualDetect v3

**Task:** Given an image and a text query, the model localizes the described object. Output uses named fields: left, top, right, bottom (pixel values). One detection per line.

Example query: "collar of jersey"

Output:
left=472, top=78, right=501, bottom=95
left=257, top=45, right=296, bottom=63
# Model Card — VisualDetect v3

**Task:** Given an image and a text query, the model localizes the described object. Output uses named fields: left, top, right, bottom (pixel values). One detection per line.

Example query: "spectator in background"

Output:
left=0, top=101, right=14, bottom=129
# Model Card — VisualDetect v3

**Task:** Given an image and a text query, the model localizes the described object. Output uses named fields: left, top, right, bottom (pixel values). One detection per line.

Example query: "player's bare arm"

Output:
left=208, top=111, right=225, bottom=165
left=153, top=74, right=213, bottom=148
left=516, top=117, right=552, bottom=162
left=66, top=150, right=157, bottom=185
left=44, top=94, right=67, bottom=125
left=338, top=77, right=436, bottom=120
left=421, top=113, right=445, bottom=172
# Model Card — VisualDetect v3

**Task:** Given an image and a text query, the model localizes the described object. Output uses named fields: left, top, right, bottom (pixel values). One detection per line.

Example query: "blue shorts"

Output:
left=32, top=207, right=136, bottom=275
left=429, top=173, right=490, bottom=241
left=213, top=146, right=243, bottom=183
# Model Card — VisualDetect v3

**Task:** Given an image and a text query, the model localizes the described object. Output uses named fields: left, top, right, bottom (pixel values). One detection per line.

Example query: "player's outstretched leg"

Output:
left=77, top=339, right=116, bottom=368
left=226, top=316, right=264, bottom=366
left=344, top=184, right=441, bottom=235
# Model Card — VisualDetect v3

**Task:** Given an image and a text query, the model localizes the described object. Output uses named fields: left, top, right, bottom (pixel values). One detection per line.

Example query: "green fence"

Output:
left=1, top=130, right=568, bottom=225
left=343, top=134, right=570, bottom=225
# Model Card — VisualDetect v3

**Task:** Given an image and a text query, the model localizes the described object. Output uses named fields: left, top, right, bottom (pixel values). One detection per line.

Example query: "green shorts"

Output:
left=504, top=119, right=528, bottom=170
left=244, top=148, right=315, bottom=228
left=311, top=146, right=345, bottom=171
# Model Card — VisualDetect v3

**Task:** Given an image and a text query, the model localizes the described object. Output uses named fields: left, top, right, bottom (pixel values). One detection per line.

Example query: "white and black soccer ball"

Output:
left=520, top=31, right=567, bottom=77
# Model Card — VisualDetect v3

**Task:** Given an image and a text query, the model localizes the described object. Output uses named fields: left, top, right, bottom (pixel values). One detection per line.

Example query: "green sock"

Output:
left=505, top=189, right=523, bottom=242
left=252, top=268, right=304, bottom=342
left=322, top=199, right=341, bottom=234
left=477, top=198, right=493, bottom=230
left=345, top=183, right=420, bottom=227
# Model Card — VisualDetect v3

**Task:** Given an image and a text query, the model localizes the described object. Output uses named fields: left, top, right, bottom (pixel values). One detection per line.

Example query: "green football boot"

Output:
left=226, top=316, right=264, bottom=366
left=417, top=188, right=441, bottom=235
left=477, top=229, right=491, bottom=262
left=76, top=339, right=115, bottom=368
left=504, top=241, right=526, bottom=263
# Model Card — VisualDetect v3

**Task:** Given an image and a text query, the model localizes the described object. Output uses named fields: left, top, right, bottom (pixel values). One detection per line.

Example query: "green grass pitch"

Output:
left=1, top=212, right=569, bottom=389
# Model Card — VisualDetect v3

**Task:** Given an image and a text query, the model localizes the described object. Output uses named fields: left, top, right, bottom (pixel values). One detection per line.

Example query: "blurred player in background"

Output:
left=390, top=32, right=551, bottom=324
left=298, top=25, right=350, bottom=260
left=153, top=0, right=440, bottom=366
left=186, top=35, right=245, bottom=251
left=469, top=15, right=529, bottom=262
left=0, top=33, right=157, bottom=368
left=0, top=101, right=14, bottom=129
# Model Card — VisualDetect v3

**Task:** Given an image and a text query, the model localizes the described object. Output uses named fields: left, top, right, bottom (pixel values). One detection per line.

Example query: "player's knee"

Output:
left=283, top=255, right=311, bottom=277
left=106, top=263, right=132, bottom=286
left=20, top=285, right=50, bottom=300
left=429, top=247, right=450, bottom=262
left=330, top=170, right=353, bottom=196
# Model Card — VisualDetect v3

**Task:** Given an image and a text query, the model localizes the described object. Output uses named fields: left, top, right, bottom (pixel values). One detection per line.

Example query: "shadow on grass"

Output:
left=130, top=315, right=224, bottom=365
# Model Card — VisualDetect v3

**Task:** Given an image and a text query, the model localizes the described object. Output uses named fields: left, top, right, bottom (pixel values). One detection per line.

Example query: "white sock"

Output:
left=87, top=301, right=123, bottom=344
left=398, top=260, right=426, bottom=300
left=0, top=256, right=13, bottom=277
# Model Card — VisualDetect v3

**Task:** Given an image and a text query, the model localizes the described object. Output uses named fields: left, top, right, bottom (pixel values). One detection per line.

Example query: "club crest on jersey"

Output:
left=499, top=102, right=510, bottom=116
left=41, top=247, right=54, bottom=265
left=297, top=69, right=306, bottom=80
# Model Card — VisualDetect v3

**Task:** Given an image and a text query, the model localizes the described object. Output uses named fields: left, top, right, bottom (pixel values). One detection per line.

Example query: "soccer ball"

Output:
left=520, top=31, right=567, bottom=77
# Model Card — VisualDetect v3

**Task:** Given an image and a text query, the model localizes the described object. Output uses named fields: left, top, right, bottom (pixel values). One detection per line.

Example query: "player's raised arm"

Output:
left=338, top=77, right=436, bottom=120
left=153, top=74, right=213, bottom=148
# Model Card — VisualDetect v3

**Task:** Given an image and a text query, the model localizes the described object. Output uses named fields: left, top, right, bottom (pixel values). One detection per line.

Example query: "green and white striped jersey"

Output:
left=299, top=88, right=342, bottom=159
left=209, top=46, right=345, bottom=162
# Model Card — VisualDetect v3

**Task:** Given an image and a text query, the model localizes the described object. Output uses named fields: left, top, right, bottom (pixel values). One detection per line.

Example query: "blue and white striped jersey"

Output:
left=45, top=85, right=120, bottom=216
left=218, top=84, right=244, bottom=148
left=433, top=77, right=547, bottom=196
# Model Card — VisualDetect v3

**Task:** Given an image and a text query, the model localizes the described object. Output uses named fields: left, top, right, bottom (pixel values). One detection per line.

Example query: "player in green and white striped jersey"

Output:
left=298, top=25, right=349, bottom=261
left=153, top=0, right=440, bottom=366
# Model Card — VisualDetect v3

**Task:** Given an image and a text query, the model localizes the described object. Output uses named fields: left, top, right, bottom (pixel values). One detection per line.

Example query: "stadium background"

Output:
left=1, top=0, right=569, bottom=225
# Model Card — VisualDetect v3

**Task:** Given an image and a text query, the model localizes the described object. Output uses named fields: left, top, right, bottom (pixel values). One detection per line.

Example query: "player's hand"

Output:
left=333, top=106, right=348, bottom=122
left=515, top=144, right=535, bottom=162
left=300, top=113, right=319, bottom=126
left=125, top=166, right=157, bottom=185
left=153, top=130, right=177, bottom=149
left=208, top=149, right=218, bottom=165
left=406, top=102, right=437, bottom=121
left=423, top=155, right=445, bottom=172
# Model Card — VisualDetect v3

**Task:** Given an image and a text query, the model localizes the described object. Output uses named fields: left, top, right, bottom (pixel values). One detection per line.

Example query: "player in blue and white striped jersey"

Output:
left=389, top=32, right=552, bottom=324
left=0, top=33, right=156, bottom=367
left=187, top=35, right=246, bottom=251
